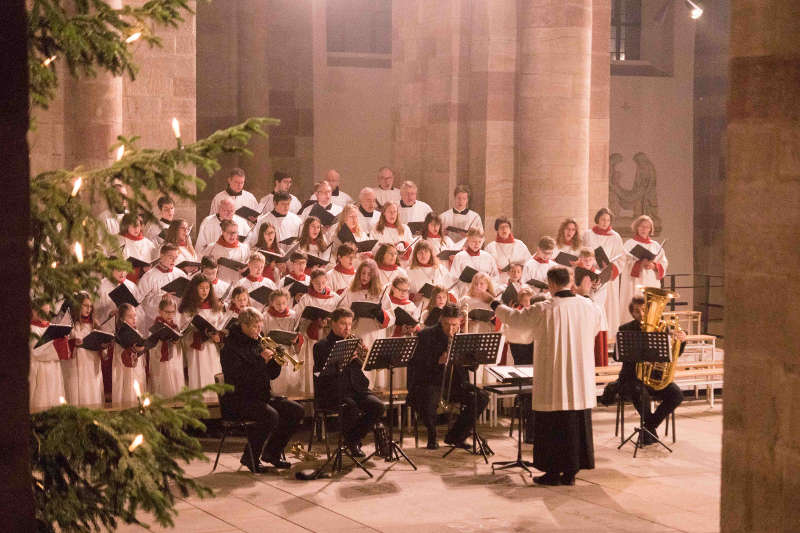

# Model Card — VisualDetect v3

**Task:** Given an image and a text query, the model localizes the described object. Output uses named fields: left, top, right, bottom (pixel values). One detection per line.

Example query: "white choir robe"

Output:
left=450, top=250, right=500, bottom=297
left=383, top=296, right=419, bottom=389
left=111, top=342, right=147, bottom=405
left=485, top=238, right=531, bottom=283
left=356, top=206, right=381, bottom=234
left=148, top=318, right=186, bottom=398
left=234, top=275, right=278, bottom=295
left=406, top=264, right=449, bottom=309
left=294, top=290, right=342, bottom=395
left=136, top=266, right=188, bottom=332
left=280, top=272, right=310, bottom=291
left=328, top=264, right=356, bottom=295
left=120, top=235, right=158, bottom=264
left=339, top=288, right=393, bottom=387
left=64, top=321, right=104, bottom=406
left=461, top=296, right=503, bottom=384
left=297, top=242, right=333, bottom=269
left=247, top=211, right=303, bottom=248
left=29, top=324, right=67, bottom=411
left=495, top=293, right=603, bottom=411
left=374, top=186, right=401, bottom=207
left=619, top=237, right=669, bottom=324
left=209, top=189, right=259, bottom=216
left=264, top=308, right=304, bottom=396
left=556, top=243, right=582, bottom=257
left=195, top=214, right=250, bottom=256
left=310, top=188, right=353, bottom=208
left=522, top=257, right=559, bottom=297
left=332, top=229, right=374, bottom=261
left=100, top=211, right=125, bottom=236
left=211, top=277, right=231, bottom=301
left=144, top=218, right=171, bottom=245
left=439, top=208, right=484, bottom=248
left=376, top=264, right=408, bottom=288
left=207, top=241, right=251, bottom=285
left=299, top=202, right=343, bottom=221
left=258, top=192, right=303, bottom=214
left=96, top=277, right=142, bottom=334
left=582, top=228, right=626, bottom=337
left=182, top=307, right=225, bottom=402
left=176, top=244, right=198, bottom=268
left=398, top=200, right=433, bottom=225
left=423, top=235, right=456, bottom=257
left=371, top=225, right=413, bottom=248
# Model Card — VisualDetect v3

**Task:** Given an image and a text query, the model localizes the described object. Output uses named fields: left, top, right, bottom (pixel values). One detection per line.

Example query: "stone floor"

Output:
left=116, top=399, right=722, bottom=533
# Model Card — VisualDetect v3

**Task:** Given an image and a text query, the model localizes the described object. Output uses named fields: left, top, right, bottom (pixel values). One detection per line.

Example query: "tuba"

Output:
left=259, top=334, right=304, bottom=372
left=635, top=287, right=683, bottom=391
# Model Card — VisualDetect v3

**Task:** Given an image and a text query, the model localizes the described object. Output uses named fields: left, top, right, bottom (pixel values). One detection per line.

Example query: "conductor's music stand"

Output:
left=310, top=337, right=373, bottom=479
left=442, top=332, right=503, bottom=464
left=363, top=336, right=418, bottom=469
left=489, top=366, right=535, bottom=475
left=616, top=330, right=673, bottom=457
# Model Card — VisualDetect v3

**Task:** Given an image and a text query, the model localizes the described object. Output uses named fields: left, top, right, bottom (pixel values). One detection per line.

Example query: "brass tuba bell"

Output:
left=635, top=287, right=683, bottom=391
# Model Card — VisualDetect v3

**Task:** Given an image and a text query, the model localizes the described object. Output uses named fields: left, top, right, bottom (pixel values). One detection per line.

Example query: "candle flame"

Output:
left=71, top=176, right=83, bottom=197
left=42, top=55, right=57, bottom=67
left=171, top=117, right=181, bottom=139
left=58, top=396, right=67, bottom=405
left=142, top=397, right=151, bottom=407
left=74, top=242, right=84, bottom=263
left=51, top=261, right=58, bottom=268
left=115, top=146, right=125, bottom=161
left=125, top=32, right=142, bottom=44
left=128, top=434, right=144, bottom=452
left=133, top=379, right=141, bottom=398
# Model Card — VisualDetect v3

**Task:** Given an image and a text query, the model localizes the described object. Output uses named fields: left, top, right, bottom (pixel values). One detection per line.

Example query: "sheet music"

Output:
left=487, top=365, right=533, bottom=382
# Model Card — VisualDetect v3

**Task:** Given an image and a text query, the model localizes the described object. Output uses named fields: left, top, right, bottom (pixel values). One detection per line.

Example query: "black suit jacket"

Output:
left=313, top=331, right=370, bottom=408
left=408, top=324, right=469, bottom=402
left=220, top=325, right=282, bottom=414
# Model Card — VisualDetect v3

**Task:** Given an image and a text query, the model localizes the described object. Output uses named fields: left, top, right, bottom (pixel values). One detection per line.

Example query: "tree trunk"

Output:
left=0, top=1, right=35, bottom=530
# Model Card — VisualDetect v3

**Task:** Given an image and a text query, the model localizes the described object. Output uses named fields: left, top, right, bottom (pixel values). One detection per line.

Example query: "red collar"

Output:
left=592, top=225, right=613, bottom=236
left=378, top=263, right=398, bottom=271
left=335, top=263, right=355, bottom=275
left=199, top=301, right=212, bottom=309
left=390, top=294, right=411, bottom=305
left=425, top=231, right=441, bottom=239
left=417, top=261, right=434, bottom=268
left=246, top=275, right=263, bottom=282
left=156, top=264, right=172, bottom=273
left=31, top=319, right=49, bottom=328
left=177, top=239, right=188, bottom=247
left=267, top=307, right=290, bottom=318
left=384, top=222, right=398, bottom=229
left=495, top=234, right=515, bottom=244
left=80, top=316, right=93, bottom=324
left=229, top=303, right=242, bottom=313
left=211, top=278, right=218, bottom=285
left=534, top=255, right=550, bottom=264
left=360, top=282, right=372, bottom=290
left=124, top=232, right=144, bottom=241
left=156, top=317, right=178, bottom=328
left=289, top=272, right=307, bottom=282
left=216, top=236, right=238, bottom=248
left=466, top=248, right=481, bottom=257
left=308, top=287, right=333, bottom=299
left=633, top=235, right=652, bottom=244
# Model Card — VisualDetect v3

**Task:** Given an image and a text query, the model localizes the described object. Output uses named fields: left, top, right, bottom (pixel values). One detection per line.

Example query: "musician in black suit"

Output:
left=313, top=308, right=385, bottom=458
left=220, top=307, right=304, bottom=473
left=408, top=303, right=489, bottom=450
left=618, top=296, right=686, bottom=444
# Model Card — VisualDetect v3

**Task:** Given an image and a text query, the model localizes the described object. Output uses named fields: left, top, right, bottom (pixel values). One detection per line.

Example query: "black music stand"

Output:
left=363, top=336, right=418, bottom=469
left=616, top=330, right=673, bottom=457
left=489, top=366, right=535, bottom=475
left=442, top=332, right=503, bottom=463
left=310, top=337, right=373, bottom=479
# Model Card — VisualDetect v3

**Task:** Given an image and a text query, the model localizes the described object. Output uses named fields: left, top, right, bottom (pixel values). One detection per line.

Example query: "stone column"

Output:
left=516, top=0, right=593, bottom=244
left=589, top=0, right=610, bottom=218
left=721, top=2, right=800, bottom=532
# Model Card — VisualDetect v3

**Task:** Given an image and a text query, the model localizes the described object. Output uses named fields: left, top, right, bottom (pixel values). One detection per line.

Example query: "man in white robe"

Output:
left=208, top=167, right=259, bottom=217
left=143, top=195, right=175, bottom=245
left=374, top=166, right=401, bottom=208
left=356, top=187, right=381, bottom=234
left=493, top=266, right=603, bottom=486
left=136, top=244, right=187, bottom=332
left=398, top=180, right=432, bottom=225
left=258, top=170, right=303, bottom=214
left=195, top=198, right=250, bottom=255
left=207, top=220, right=251, bottom=284
left=439, top=185, right=484, bottom=249
left=248, top=192, right=303, bottom=248
left=309, top=169, right=353, bottom=208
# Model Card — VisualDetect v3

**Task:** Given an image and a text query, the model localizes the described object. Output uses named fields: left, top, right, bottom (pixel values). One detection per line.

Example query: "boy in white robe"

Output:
left=249, top=191, right=303, bottom=248
left=258, top=171, right=303, bottom=214
left=450, top=228, right=499, bottom=297
left=522, top=236, right=559, bottom=298
left=144, top=195, right=175, bottom=244
left=195, top=198, right=250, bottom=255
left=136, top=244, right=187, bottom=332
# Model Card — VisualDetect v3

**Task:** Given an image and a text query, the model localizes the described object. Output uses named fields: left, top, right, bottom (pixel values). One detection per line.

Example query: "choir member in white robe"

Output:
left=398, top=180, right=433, bottom=225
left=574, top=248, right=609, bottom=311
left=370, top=202, right=414, bottom=260
left=555, top=218, right=583, bottom=259
left=111, top=304, right=147, bottom=405
left=200, top=257, right=231, bottom=302
left=96, top=268, right=141, bottom=395
left=296, top=216, right=333, bottom=267
left=179, top=275, right=226, bottom=402
left=332, top=205, right=374, bottom=261
left=522, top=236, right=559, bottom=298
left=195, top=198, right=250, bottom=255
left=136, top=244, right=187, bottom=332
left=29, top=306, right=69, bottom=411
left=420, top=212, right=456, bottom=257
left=375, top=244, right=409, bottom=287
left=207, top=220, right=251, bottom=285
left=280, top=253, right=311, bottom=290
left=439, top=185, right=484, bottom=249
left=162, top=219, right=199, bottom=275
left=299, top=180, right=344, bottom=224
left=406, top=241, right=450, bottom=309
left=258, top=171, right=303, bottom=214
left=619, top=215, right=668, bottom=324
left=98, top=179, right=129, bottom=236
left=233, top=252, right=278, bottom=296
left=581, top=208, right=626, bottom=337
left=374, top=166, right=401, bottom=208
left=294, top=270, right=342, bottom=395
left=148, top=295, right=186, bottom=398
left=328, top=243, right=357, bottom=295
left=209, top=168, right=259, bottom=217
left=309, top=169, right=353, bottom=208
left=64, top=294, right=105, bottom=406
left=356, top=187, right=381, bottom=234
left=493, top=267, right=603, bottom=485
left=450, top=229, right=499, bottom=297
left=246, top=221, right=284, bottom=283
left=384, top=276, right=419, bottom=389
left=248, top=191, right=303, bottom=249
left=574, top=266, right=610, bottom=367
left=118, top=214, right=158, bottom=283
left=143, top=195, right=175, bottom=245
left=460, top=273, right=502, bottom=383
left=485, top=216, right=531, bottom=283
left=264, top=290, right=304, bottom=396
left=419, top=287, right=450, bottom=327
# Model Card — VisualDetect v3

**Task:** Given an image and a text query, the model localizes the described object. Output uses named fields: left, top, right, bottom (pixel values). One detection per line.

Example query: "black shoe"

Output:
left=444, top=436, right=470, bottom=450
left=560, top=473, right=576, bottom=486
left=348, top=443, right=366, bottom=458
left=426, top=441, right=439, bottom=450
left=641, top=426, right=659, bottom=446
left=533, top=472, right=562, bottom=486
left=240, top=459, right=269, bottom=474
left=262, top=456, right=292, bottom=469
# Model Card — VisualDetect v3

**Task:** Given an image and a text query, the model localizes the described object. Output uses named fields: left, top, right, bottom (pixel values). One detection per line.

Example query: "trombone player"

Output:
left=407, top=303, right=489, bottom=450
left=220, top=307, right=304, bottom=473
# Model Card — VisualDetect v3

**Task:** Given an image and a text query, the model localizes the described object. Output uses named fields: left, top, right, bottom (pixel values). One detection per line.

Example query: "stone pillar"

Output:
left=588, top=0, right=610, bottom=218
left=516, top=0, right=593, bottom=244
left=721, top=1, right=800, bottom=532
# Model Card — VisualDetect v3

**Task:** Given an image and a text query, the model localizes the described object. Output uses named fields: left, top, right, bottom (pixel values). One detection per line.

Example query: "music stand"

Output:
left=616, top=330, right=673, bottom=457
left=489, top=366, right=535, bottom=475
left=363, top=336, right=419, bottom=469
left=310, top=337, right=373, bottom=479
left=442, top=332, right=503, bottom=463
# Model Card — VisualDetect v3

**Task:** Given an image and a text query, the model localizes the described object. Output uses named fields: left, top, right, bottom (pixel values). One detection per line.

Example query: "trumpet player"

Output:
left=407, top=303, right=489, bottom=450
left=220, top=307, right=304, bottom=473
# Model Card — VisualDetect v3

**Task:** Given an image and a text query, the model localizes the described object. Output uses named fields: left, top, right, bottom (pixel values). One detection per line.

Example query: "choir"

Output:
left=29, top=170, right=669, bottom=411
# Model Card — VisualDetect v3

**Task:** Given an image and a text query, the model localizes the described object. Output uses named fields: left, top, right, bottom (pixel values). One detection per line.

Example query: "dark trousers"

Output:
left=237, top=397, right=305, bottom=462
left=510, top=343, right=533, bottom=365
left=447, top=385, right=490, bottom=442
left=414, top=385, right=441, bottom=441
left=622, top=380, right=683, bottom=431
left=341, top=392, right=385, bottom=445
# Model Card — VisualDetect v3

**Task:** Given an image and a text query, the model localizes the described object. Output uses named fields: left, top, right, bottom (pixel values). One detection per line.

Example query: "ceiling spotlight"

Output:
left=685, top=0, right=703, bottom=19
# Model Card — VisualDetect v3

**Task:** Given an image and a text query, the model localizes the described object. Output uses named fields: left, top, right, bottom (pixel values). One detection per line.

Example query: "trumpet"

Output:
left=347, top=333, right=369, bottom=362
left=259, top=334, right=304, bottom=372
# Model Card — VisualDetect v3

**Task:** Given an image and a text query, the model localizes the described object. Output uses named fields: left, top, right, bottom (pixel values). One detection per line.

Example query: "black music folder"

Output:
left=308, top=203, right=337, bottom=227
left=300, top=306, right=331, bottom=321
left=594, top=247, right=611, bottom=270
left=235, top=206, right=260, bottom=221
left=80, top=330, right=115, bottom=352
left=355, top=239, right=378, bottom=253
left=351, top=301, right=383, bottom=321
left=417, top=283, right=435, bottom=299
left=407, top=221, right=426, bottom=235
left=109, top=283, right=139, bottom=307
left=393, top=307, right=418, bottom=327
left=437, top=249, right=460, bottom=261
left=217, top=257, right=248, bottom=272
left=266, top=329, right=299, bottom=346
left=458, top=266, right=478, bottom=284
left=501, top=283, right=518, bottom=306
left=249, top=285, right=274, bottom=306
left=161, top=276, right=190, bottom=296
left=554, top=251, right=578, bottom=267
left=468, top=309, right=494, bottom=323
left=116, top=322, right=146, bottom=349
left=526, top=278, right=548, bottom=290
left=34, top=324, right=72, bottom=348
left=629, top=244, right=657, bottom=262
